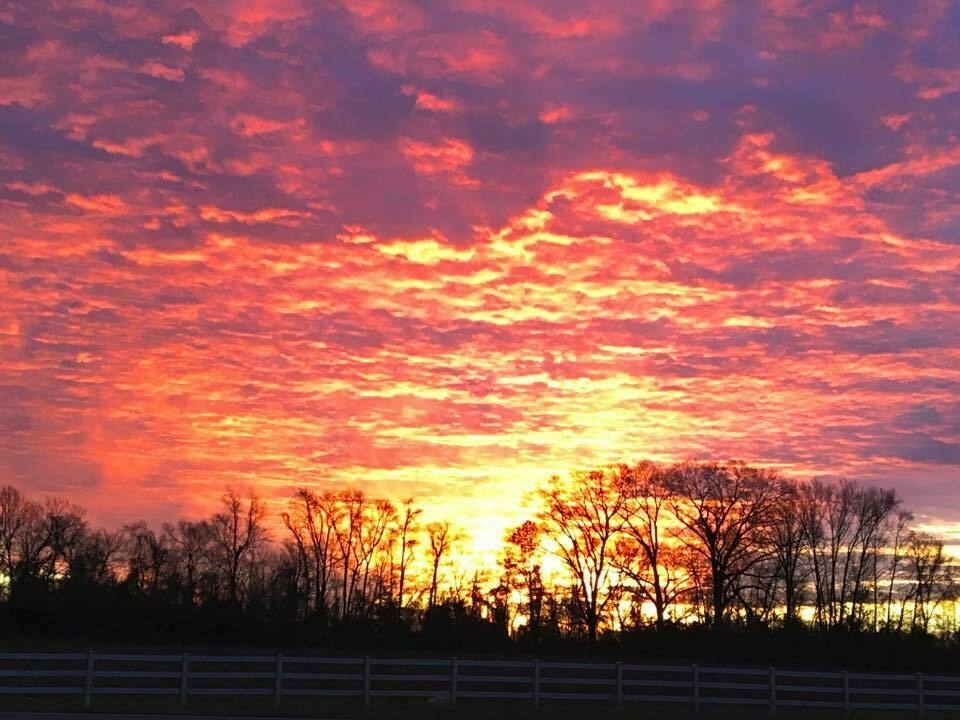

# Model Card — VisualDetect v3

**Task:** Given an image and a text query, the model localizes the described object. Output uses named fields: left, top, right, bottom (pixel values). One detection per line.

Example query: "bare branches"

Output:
left=536, top=468, right=628, bottom=642
left=613, top=462, right=686, bottom=630
left=0, top=464, right=953, bottom=646
left=666, top=461, right=789, bottom=625
left=427, top=520, right=461, bottom=608
left=207, top=489, right=269, bottom=606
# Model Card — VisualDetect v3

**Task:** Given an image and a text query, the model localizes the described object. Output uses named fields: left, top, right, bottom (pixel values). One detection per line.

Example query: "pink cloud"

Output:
left=0, top=0, right=958, bottom=555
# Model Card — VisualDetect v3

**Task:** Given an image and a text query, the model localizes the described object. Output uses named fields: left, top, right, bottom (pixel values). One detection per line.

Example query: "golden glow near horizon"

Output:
left=1, top=1, right=960, bottom=568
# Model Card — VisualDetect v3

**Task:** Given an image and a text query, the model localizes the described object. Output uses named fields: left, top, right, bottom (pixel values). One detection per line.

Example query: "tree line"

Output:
left=0, top=462, right=956, bottom=667
left=523, top=462, right=955, bottom=642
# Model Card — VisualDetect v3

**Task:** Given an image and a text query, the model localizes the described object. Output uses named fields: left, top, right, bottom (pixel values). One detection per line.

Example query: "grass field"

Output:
left=1, top=694, right=958, bottom=719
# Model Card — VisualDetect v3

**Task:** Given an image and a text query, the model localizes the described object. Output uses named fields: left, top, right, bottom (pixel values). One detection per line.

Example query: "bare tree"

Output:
left=353, top=498, right=396, bottom=617
left=798, top=479, right=845, bottom=630
left=282, top=488, right=408, bottom=621
left=667, top=461, right=786, bottom=626
left=880, top=510, right=912, bottom=631
left=613, top=462, right=686, bottom=630
left=499, top=520, right=545, bottom=634
left=427, top=520, right=458, bottom=607
left=207, top=489, right=269, bottom=606
left=124, top=521, right=173, bottom=597
left=0, top=486, right=38, bottom=596
left=0, top=486, right=56, bottom=589
left=282, top=489, right=340, bottom=618
left=331, top=490, right=362, bottom=619
left=767, top=479, right=809, bottom=624
left=75, top=528, right=126, bottom=585
left=905, top=532, right=956, bottom=633
left=799, top=480, right=899, bottom=630
left=44, top=497, right=88, bottom=578
left=163, top=519, right=212, bottom=606
left=394, top=498, right=422, bottom=610
left=849, top=486, right=900, bottom=627
left=537, top=469, right=628, bottom=642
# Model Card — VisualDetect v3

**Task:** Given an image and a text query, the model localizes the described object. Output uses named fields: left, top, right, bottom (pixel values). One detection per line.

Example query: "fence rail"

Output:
left=0, top=651, right=954, bottom=716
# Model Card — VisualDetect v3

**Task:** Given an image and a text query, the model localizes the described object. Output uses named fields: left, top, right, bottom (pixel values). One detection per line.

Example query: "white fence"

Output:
left=0, top=652, right=957, bottom=716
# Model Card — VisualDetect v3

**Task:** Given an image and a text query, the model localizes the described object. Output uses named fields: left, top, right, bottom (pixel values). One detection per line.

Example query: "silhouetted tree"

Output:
left=207, top=489, right=269, bottom=606
left=0, top=464, right=956, bottom=660
left=163, top=519, right=211, bottom=606
left=282, top=489, right=337, bottom=619
left=667, top=461, right=787, bottom=626
left=799, top=479, right=899, bottom=630
left=499, top=520, right=545, bottom=635
left=767, top=479, right=809, bottom=624
left=849, top=485, right=900, bottom=627
left=73, top=528, right=125, bottom=585
left=394, top=498, right=421, bottom=610
left=538, top=469, right=627, bottom=642
left=0, top=485, right=41, bottom=597
left=0, top=487, right=57, bottom=590
left=124, top=521, right=173, bottom=598
left=427, top=520, right=458, bottom=608
left=614, top=462, right=686, bottom=630
left=328, top=491, right=396, bottom=620
left=877, top=509, right=912, bottom=632
left=45, top=497, right=88, bottom=577
left=905, top=532, right=955, bottom=633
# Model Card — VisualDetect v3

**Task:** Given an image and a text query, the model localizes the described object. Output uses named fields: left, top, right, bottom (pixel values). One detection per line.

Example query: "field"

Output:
left=0, top=699, right=959, bottom=720
left=0, top=696, right=960, bottom=720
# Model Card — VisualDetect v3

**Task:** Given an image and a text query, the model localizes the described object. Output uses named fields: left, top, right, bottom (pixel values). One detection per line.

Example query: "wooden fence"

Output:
left=0, top=652, right=957, bottom=716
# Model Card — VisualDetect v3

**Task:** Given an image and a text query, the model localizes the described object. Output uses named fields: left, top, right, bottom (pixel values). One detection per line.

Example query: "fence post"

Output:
left=616, top=661, right=623, bottom=708
left=180, top=653, right=190, bottom=708
left=532, top=659, right=540, bottom=709
left=362, top=656, right=371, bottom=709
left=274, top=652, right=283, bottom=708
left=917, top=673, right=925, bottom=719
left=179, top=653, right=189, bottom=709
left=842, top=670, right=850, bottom=718
left=692, top=664, right=699, bottom=714
left=769, top=666, right=776, bottom=717
left=450, top=657, right=458, bottom=708
left=83, top=650, right=95, bottom=709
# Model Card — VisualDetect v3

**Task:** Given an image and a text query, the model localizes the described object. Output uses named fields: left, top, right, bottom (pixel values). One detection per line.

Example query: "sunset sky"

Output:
left=2, top=0, right=960, bottom=555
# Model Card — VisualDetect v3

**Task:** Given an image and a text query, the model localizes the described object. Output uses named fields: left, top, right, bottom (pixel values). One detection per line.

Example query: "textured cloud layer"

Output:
left=2, top=0, right=959, bottom=553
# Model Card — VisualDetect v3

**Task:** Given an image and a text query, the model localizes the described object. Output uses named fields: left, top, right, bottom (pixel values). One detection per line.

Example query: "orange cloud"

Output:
left=1, top=0, right=959, bottom=562
left=400, top=137, right=477, bottom=184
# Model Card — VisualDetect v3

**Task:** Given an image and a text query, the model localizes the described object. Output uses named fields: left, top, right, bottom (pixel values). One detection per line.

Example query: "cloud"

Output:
left=0, top=0, right=958, bottom=554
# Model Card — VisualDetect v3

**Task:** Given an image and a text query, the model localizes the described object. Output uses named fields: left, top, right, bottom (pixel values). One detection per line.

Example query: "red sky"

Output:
left=1, top=0, right=959, bottom=555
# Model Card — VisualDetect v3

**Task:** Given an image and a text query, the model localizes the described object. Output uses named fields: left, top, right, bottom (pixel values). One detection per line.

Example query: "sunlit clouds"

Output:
left=1, top=0, right=959, bottom=557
